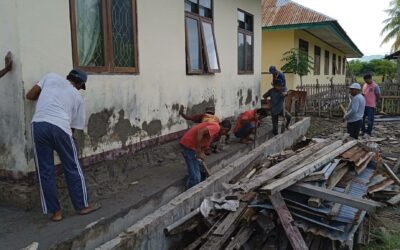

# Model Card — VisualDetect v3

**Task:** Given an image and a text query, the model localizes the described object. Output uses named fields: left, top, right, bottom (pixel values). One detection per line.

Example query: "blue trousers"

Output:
left=180, top=145, right=202, bottom=189
left=32, top=122, right=88, bottom=214
left=362, top=106, right=375, bottom=135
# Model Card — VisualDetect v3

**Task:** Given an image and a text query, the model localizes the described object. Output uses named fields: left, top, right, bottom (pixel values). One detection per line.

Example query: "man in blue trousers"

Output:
left=26, top=69, right=99, bottom=221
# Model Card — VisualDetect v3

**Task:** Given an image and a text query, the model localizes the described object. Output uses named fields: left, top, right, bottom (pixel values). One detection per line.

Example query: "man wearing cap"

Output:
left=26, top=69, right=97, bottom=221
left=269, top=65, right=287, bottom=92
left=343, top=83, right=365, bottom=139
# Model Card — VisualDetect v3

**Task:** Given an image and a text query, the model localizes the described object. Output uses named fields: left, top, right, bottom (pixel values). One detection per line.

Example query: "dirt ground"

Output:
left=307, top=117, right=400, bottom=249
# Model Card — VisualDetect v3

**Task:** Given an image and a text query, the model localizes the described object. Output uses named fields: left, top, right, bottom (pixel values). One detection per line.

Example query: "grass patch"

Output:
left=364, top=229, right=400, bottom=250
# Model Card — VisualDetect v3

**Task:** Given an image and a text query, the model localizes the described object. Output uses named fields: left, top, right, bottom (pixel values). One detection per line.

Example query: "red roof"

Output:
left=262, top=0, right=335, bottom=27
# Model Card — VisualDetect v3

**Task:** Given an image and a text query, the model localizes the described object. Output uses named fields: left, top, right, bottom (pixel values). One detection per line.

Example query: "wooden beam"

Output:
left=225, top=226, right=254, bottom=250
left=261, top=141, right=358, bottom=195
left=212, top=203, right=247, bottom=236
left=288, top=183, right=384, bottom=212
left=269, top=192, right=308, bottom=250
left=382, top=161, right=400, bottom=185
left=240, top=141, right=331, bottom=192
left=308, top=166, right=349, bottom=207
left=387, top=193, right=400, bottom=205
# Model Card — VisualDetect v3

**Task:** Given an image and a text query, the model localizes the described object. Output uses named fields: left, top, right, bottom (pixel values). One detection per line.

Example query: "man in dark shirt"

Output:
left=263, top=79, right=292, bottom=135
left=269, top=65, right=287, bottom=92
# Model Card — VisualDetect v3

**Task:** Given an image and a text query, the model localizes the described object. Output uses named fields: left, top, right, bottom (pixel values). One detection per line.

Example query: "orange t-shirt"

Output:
left=180, top=122, right=221, bottom=151
left=233, top=110, right=257, bottom=133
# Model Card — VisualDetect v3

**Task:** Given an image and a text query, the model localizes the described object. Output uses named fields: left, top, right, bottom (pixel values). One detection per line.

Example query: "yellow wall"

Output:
left=261, top=29, right=347, bottom=93
left=261, top=30, right=295, bottom=94
left=293, top=30, right=346, bottom=87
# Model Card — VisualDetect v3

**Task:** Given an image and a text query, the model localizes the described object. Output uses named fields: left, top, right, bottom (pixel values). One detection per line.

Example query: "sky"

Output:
left=293, top=0, right=393, bottom=56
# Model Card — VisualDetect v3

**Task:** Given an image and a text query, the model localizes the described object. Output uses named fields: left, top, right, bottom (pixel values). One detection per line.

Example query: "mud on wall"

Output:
left=0, top=1, right=29, bottom=172
left=8, top=0, right=261, bottom=171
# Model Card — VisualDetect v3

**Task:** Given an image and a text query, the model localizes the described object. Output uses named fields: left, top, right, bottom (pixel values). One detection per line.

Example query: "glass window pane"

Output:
left=238, top=11, right=245, bottom=22
left=111, top=0, right=135, bottom=67
left=202, top=21, right=219, bottom=71
left=199, top=0, right=211, bottom=8
left=245, top=35, right=253, bottom=71
left=186, top=17, right=201, bottom=71
left=238, top=33, right=245, bottom=71
left=185, top=0, right=198, bottom=13
left=245, top=15, right=253, bottom=31
left=199, top=7, right=212, bottom=18
left=75, top=0, right=105, bottom=66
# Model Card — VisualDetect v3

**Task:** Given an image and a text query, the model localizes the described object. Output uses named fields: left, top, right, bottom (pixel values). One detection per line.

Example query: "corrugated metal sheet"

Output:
left=262, top=0, right=335, bottom=27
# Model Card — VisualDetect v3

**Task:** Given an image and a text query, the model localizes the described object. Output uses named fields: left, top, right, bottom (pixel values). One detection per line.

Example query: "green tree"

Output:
left=281, top=48, right=313, bottom=87
left=381, top=0, right=400, bottom=51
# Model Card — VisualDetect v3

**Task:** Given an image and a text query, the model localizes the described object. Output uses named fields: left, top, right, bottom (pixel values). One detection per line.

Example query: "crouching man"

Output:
left=26, top=69, right=99, bottom=221
left=179, top=120, right=231, bottom=188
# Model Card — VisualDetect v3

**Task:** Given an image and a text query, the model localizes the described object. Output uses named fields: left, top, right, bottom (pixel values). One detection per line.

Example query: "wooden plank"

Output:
left=280, top=141, right=342, bottom=177
left=212, top=203, right=247, bottom=236
left=225, top=226, right=254, bottom=250
left=288, top=183, right=384, bottom=212
left=393, top=157, right=400, bottom=174
left=240, top=141, right=332, bottom=192
left=328, top=183, right=351, bottom=219
left=269, top=192, right=308, bottom=250
left=387, top=193, right=400, bottom=205
left=261, top=141, right=358, bottom=195
left=307, top=166, right=349, bottom=207
left=382, top=161, right=400, bottom=185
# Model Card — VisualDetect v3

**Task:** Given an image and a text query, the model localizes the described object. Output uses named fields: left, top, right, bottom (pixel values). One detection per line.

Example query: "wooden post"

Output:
left=316, top=79, right=321, bottom=117
left=269, top=192, right=308, bottom=250
left=329, top=78, right=334, bottom=118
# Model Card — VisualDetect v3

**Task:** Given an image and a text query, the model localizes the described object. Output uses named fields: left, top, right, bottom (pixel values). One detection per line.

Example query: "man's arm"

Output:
left=0, top=52, right=12, bottom=78
left=344, top=98, right=360, bottom=120
left=26, top=85, right=42, bottom=100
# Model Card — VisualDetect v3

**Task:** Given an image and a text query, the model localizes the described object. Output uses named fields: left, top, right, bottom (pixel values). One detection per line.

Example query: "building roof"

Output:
left=384, top=50, right=400, bottom=60
left=262, top=0, right=363, bottom=58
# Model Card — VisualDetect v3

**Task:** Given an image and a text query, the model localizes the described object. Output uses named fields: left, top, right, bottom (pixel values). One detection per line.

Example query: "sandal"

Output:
left=51, top=209, right=63, bottom=222
left=79, top=202, right=102, bottom=215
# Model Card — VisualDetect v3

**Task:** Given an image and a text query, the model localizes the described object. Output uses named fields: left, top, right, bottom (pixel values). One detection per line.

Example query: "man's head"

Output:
left=273, top=79, right=283, bottom=90
left=67, top=69, right=87, bottom=90
left=269, top=65, right=277, bottom=74
left=205, top=106, right=216, bottom=115
left=349, top=83, right=361, bottom=96
left=256, top=108, right=268, bottom=119
left=363, top=73, right=373, bottom=84
left=219, top=119, right=232, bottom=135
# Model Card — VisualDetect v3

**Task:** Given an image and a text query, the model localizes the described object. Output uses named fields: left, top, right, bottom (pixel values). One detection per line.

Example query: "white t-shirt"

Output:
left=32, top=73, right=85, bottom=136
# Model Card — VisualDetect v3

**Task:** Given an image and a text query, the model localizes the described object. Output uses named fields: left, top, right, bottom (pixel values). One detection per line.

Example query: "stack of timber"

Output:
left=165, top=138, right=400, bottom=250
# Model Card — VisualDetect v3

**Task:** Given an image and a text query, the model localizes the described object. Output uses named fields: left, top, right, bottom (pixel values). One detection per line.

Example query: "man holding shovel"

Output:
left=179, top=120, right=231, bottom=188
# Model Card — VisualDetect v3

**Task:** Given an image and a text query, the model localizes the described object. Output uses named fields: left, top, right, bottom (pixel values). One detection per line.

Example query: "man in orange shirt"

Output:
left=233, top=109, right=267, bottom=143
left=180, top=119, right=231, bottom=188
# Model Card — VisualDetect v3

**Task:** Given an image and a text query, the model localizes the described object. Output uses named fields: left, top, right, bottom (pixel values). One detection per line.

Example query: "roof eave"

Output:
left=263, top=21, right=363, bottom=58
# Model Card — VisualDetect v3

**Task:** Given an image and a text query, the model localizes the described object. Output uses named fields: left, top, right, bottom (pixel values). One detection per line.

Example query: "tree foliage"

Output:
left=281, top=48, right=313, bottom=86
left=381, top=0, right=400, bottom=52
left=347, top=59, right=396, bottom=78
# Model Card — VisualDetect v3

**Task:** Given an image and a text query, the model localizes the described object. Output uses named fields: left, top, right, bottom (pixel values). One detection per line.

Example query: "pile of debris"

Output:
left=164, top=137, right=400, bottom=250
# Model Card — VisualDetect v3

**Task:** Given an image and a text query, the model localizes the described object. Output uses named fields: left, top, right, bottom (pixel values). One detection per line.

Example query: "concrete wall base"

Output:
left=98, top=118, right=310, bottom=250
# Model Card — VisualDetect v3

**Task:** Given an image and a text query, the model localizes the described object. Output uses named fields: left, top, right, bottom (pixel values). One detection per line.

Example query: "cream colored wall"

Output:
left=261, top=30, right=295, bottom=94
left=1, top=0, right=261, bottom=173
left=293, top=30, right=346, bottom=87
left=0, top=0, right=29, bottom=172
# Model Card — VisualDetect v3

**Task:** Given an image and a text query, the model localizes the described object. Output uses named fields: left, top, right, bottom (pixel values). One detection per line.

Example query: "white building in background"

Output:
left=0, top=0, right=261, bottom=187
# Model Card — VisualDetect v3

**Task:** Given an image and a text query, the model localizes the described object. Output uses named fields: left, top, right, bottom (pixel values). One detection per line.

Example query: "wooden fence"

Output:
left=296, top=82, right=400, bottom=116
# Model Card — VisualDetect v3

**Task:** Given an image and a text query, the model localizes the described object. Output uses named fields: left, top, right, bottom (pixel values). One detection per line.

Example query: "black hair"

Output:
left=363, top=73, right=372, bottom=80
left=67, top=74, right=84, bottom=85
left=220, top=119, right=232, bottom=130
left=256, top=108, right=268, bottom=117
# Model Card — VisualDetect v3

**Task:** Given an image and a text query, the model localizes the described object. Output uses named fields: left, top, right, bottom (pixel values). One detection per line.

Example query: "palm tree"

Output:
left=381, top=0, right=400, bottom=52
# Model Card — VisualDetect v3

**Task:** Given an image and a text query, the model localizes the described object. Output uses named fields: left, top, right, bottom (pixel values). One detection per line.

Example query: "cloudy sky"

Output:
left=293, top=0, right=393, bottom=56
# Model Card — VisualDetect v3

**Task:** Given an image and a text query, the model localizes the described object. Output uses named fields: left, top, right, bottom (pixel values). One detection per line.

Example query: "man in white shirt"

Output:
left=26, top=69, right=98, bottom=221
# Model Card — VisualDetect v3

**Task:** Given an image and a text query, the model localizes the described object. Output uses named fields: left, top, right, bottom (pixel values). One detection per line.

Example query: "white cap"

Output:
left=349, top=83, right=361, bottom=90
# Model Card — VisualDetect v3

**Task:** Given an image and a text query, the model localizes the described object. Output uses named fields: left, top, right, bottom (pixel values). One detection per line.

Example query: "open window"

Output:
left=314, top=46, right=321, bottom=75
left=324, top=50, right=330, bottom=75
left=185, top=0, right=220, bottom=74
